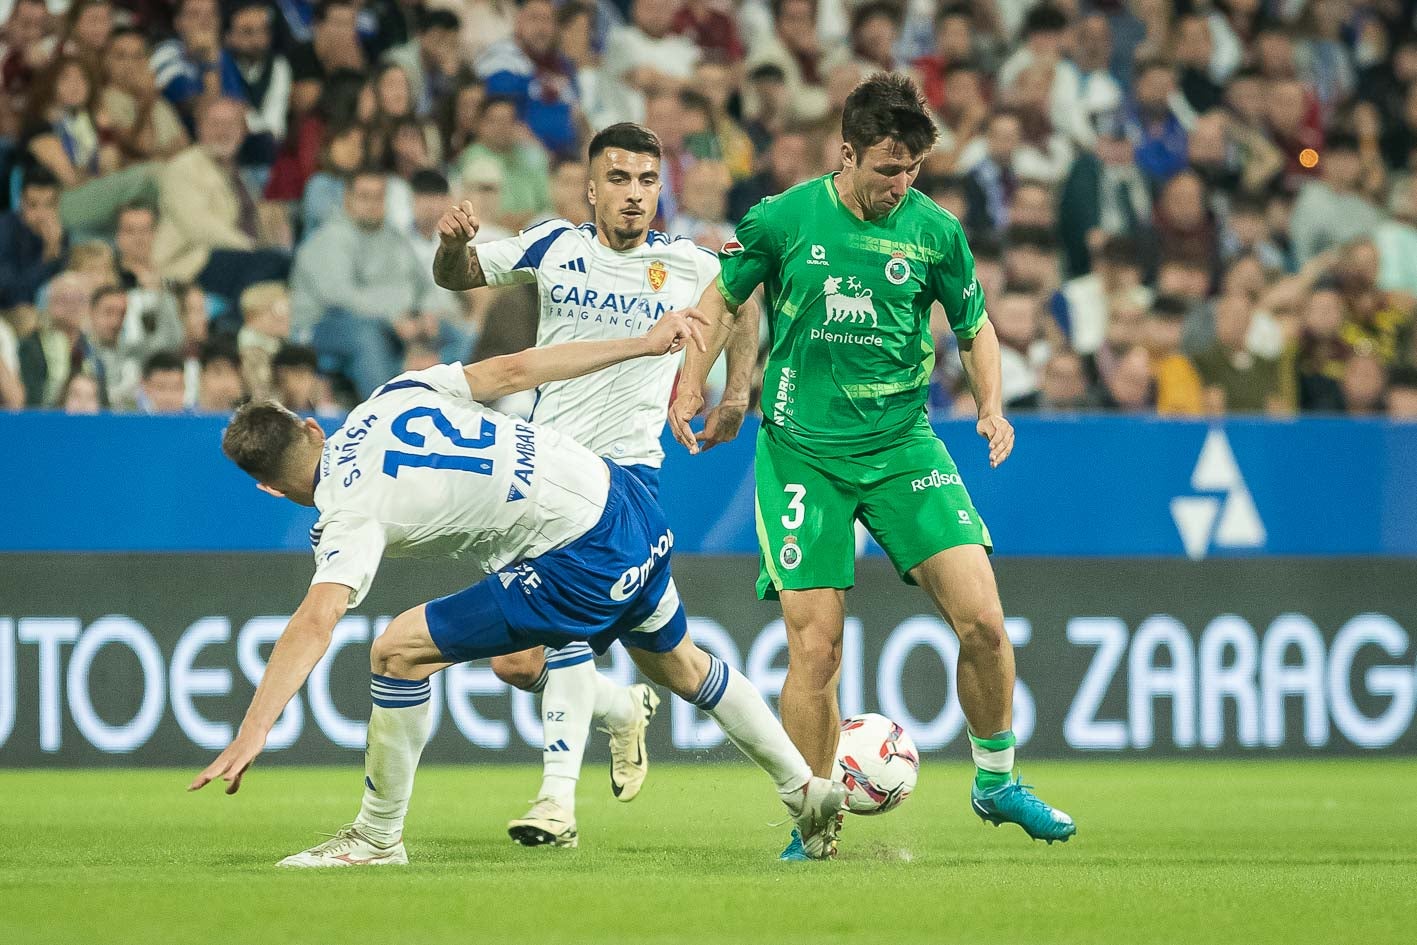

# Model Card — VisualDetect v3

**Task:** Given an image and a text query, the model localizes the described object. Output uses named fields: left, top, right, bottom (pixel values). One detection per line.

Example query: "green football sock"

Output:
left=970, top=730, right=1016, bottom=790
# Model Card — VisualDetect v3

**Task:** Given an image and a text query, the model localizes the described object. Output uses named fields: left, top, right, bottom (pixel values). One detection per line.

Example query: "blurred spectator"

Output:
left=990, top=290, right=1047, bottom=407
left=1335, top=240, right=1415, bottom=366
left=17, top=271, right=102, bottom=407
left=20, top=54, right=160, bottom=237
left=292, top=167, right=454, bottom=396
left=196, top=336, right=244, bottom=412
left=1342, top=351, right=1388, bottom=416
left=1195, top=294, right=1284, bottom=414
left=289, top=0, right=366, bottom=116
left=673, top=0, right=744, bottom=65
left=1073, top=13, right=1124, bottom=133
left=689, top=60, right=756, bottom=179
left=405, top=168, right=468, bottom=321
left=1377, top=177, right=1417, bottom=296
left=236, top=280, right=291, bottom=400
left=0, top=167, right=68, bottom=307
left=561, top=1, right=645, bottom=132
left=1100, top=344, right=1154, bottom=412
left=670, top=158, right=732, bottom=251
left=458, top=155, right=514, bottom=243
left=270, top=342, right=334, bottom=414
left=1, top=0, right=49, bottom=124
left=1144, top=295, right=1204, bottom=415
left=88, top=283, right=139, bottom=405
left=1058, top=234, right=1152, bottom=357
left=741, top=61, right=790, bottom=149
left=606, top=0, right=702, bottom=94
left=1154, top=170, right=1218, bottom=274
left=51, top=0, right=115, bottom=74
left=1386, top=366, right=1417, bottom=420
left=154, top=97, right=291, bottom=302
left=1172, top=14, right=1223, bottom=115
left=384, top=8, right=462, bottom=119
left=224, top=0, right=293, bottom=168
left=539, top=156, right=591, bottom=226
left=1221, top=192, right=1287, bottom=271
left=1266, top=77, right=1324, bottom=182
left=1056, top=127, right=1152, bottom=276
left=299, top=121, right=368, bottom=233
left=455, top=95, right=552, bottom=230
left=60, top=371, right=103, bottom=413
left=1280, top=283, right=1350, bottom=413
left=912, top=4, right=974, bottom=114
left=135, top=349, right=188, bottom=413
left=150, top=0, right=226, bottom=115
left=102, top=27, right=191, bottom=164
left=438, top=78, right=485, bottom=158
left=476, top=0, right=578, bottom=156
left=743, top=0, right=832, bottom=129
left=728, top=131, right=807, bottom=223
left=1031, top=349, right=1093, bottom=412
left=998, top=5, right=1092, bottom=148
left=1122, top=57, right=1192, bottom=185
left=846, top=2, right=901, bottom=74
left=1290, top=133, right=1385, bottom=264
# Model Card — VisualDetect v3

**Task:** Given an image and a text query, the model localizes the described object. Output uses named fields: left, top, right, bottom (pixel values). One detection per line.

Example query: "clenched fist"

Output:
left=438, top=200, right=480, bottom=248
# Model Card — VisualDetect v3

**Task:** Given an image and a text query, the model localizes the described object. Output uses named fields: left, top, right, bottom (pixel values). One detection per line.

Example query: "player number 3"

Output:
left=382, top=406, right=498, bottom=478
left=781, top=483, right=807, bottom=530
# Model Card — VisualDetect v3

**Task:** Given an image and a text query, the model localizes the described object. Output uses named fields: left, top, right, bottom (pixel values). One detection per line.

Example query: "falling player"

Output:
left=432, top=122, right=759, bottom=846
left=189, top=311, right=846, bottom=865
left=669, top=74, right=1076, bottom=858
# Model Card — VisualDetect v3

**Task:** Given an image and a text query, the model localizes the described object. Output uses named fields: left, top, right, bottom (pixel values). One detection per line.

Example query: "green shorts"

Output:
left=753, top=423, right=992, bottom=600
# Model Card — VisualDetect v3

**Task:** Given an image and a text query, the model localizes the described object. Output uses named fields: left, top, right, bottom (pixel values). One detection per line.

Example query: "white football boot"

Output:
left=603, top=683, right=660, bottom=802
left=785, top=777, right=848, bottom=860
left=276, top=824, right=408, bottom=868
left=507, top=796, right=579, bottom=848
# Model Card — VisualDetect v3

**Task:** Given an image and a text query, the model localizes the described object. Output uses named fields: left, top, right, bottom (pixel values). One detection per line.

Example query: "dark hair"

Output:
left=349, top=164, right=386, bottom=185
left=918, top=173, right=966, bottom=198
left=841, top=73, right=938, bottom=159
left=199, top=336, right=241, bottom=370
left=21, top=165, right=61, bottom=193
left=1388, top=365, right=1417, bottom=390
left=224, top=0, right=272, bottom=30
left=107, top=24, right=146, bottom=46
left=1229, top=192, right=1268, bottom=216
left=1021, top=4, right=1068, bottom=37
left=1098, top=234, right=1140, bottom=266
left=222, top=400, right=306, bottom=481
left=970, top=233, right=1002, bottom=262
left=942, top=59, right=982, bottom=79
left=936, top=3, right=971, bottom=26
left=746, top=62, right=787, bottom=84
left=117, top=201, right=156, bottom=221
left=314, top=0, right=357, bottom=23
left=410, top=168, right=450, bottom=195
left=419, top=8, right=460, bottom=32
left=557, top=1, right=594, bottom=26
left=1325, top=131, right=1360, bottom=153
left=587, top=122, right=662, bottom=161
left=1135, top=56, right=1174, bottom=77
left=770, top=0, right=814, bottom=21
left=273, top=343, right=320, bottom=372
left=1004, top=225, right=1057, bottom=252
left=91, top=283, right=126, bottom=306
left=851, top=0, right=901, bottom=33
left=1150, top=295, right=1190, bottom=321
left=143, top=350, right=184, bottom=378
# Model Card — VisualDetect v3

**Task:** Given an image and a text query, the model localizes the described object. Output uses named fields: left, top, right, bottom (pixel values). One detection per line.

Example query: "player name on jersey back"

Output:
left=477, top=220, right=721, bottom=467
left=308, top=364, right=610, bottom=607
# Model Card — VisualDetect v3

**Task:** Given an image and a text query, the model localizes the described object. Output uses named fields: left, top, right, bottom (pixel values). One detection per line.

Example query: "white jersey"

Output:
left=476, top=220, right=720, bottom=467
left=308, top=364, right=610, bottom=607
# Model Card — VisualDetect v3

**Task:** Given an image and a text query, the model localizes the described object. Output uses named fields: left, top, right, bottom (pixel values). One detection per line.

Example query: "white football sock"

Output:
left=538, top=647, right=598, bottom=812
left=356, top=674, right=434, bottom=846
left=592, top=668, right=639, bottom=730
left=692, top=656, right=811, bottom=797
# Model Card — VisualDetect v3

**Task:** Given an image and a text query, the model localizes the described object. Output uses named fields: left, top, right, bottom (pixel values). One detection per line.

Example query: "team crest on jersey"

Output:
left=780, top=535, right=802, bottom=570
left=721, top=238, right=743, bottom=256
left=885, top=251, right=911, bottom=285
left=647, top=260, right=668, bottom=292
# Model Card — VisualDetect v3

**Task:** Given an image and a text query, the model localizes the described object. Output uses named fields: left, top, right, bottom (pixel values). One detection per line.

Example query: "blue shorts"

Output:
left=425, top=460, right=686, bottom=663
left=619, top=463, right=660, bottom=501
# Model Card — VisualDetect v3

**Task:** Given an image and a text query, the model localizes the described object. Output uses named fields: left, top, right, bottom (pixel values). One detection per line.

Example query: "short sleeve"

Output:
left=378, top=362, right=473, bottom=399
left=716, top=201, right=776, bottom=308
left=310, top=515, right=388, bottom=608
left=689, top=243, right=722, bottom=300
left=928, top=221, right=987, bottom=340
left=475, top=219, right=571, bottom=286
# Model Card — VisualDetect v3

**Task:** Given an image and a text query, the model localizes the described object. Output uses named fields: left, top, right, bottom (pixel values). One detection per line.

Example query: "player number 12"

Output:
left=382, top=406, right=497, bottom=478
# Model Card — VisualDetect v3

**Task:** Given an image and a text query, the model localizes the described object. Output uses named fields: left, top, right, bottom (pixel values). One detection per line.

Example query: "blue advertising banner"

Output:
left=2, top=413, right=1415, bottom=557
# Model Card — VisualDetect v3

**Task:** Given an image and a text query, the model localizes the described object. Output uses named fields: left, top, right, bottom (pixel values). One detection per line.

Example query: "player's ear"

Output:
left=303, top=417, right=325, bottom=446
left=257, top=483, right=287, bottom=499
left=587, top=179, right=597, bottom=206
left=840, top=141, right=855, bottom=170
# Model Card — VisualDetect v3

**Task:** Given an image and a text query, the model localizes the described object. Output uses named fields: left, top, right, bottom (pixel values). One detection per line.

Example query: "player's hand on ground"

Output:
left=668, top=386, right=706, bottom=453
left=644, top=308, right=708, bottom=356
left=188, top=731, right=265, bottom=795
left=437, top=200, right=479, bottom=247
left=696, top=400, right=747, bottom=452
left=977, top=414, right=1014, bottom=468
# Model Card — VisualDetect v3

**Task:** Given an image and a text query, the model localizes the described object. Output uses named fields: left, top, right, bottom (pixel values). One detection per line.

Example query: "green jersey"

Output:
left=717, top=174, right=986, bottom=456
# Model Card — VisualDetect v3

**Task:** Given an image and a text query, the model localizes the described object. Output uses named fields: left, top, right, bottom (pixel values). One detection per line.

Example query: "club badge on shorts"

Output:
left=780, top=535, right=802, bottom=570
left=885, top=251, right=911, bottom=285
left=648, top=260, right=667, bottom=291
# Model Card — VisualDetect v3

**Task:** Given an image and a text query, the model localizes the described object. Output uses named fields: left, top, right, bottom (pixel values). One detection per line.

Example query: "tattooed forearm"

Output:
left=433, top=242, right=488, bottom=290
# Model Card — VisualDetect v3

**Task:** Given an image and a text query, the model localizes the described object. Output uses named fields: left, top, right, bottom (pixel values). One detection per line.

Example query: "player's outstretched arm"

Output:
left=432, top=200, right=489, bottom=290
left=668, top=281, right=747, bottom=453
left=464, top=309, right=709, bottom=401
left=957, top=317, right=1016, bottom=468
left=188, top=582, right=349, bottom=795
left=692, top=295, right=759, bottom=453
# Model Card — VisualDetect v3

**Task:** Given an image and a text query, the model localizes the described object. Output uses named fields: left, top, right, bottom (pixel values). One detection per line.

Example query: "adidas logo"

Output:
left=546, top=739, right=571, bottom=752
left=1169, top=428, right=1266, bottom=560
left=559, top=257, right=587, bottom=273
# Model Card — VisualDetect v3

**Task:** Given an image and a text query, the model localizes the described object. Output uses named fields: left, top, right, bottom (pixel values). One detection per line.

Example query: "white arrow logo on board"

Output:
left=1169, top=429, right=1266, bottom=560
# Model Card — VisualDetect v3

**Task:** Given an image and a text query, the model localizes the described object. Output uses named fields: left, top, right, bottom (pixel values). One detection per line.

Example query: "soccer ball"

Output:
left=833, top=713, right=919, bottom=815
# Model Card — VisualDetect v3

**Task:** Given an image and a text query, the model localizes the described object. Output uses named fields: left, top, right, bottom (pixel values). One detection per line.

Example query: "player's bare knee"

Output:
left=788, top=630, right=842, bottom=691
left=491, top=651, right=544, bottom=691
left=954, top=606, right=1008, bottom=654
left=370, top=629, right=418, bottom=679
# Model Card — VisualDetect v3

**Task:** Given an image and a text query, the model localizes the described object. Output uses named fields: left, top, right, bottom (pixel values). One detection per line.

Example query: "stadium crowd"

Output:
left=2, top=0, right=1417, bottom=418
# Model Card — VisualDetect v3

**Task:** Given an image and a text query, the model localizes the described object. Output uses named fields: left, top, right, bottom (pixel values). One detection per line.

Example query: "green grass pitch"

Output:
left=3, top=760, right=1415, bottom=944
